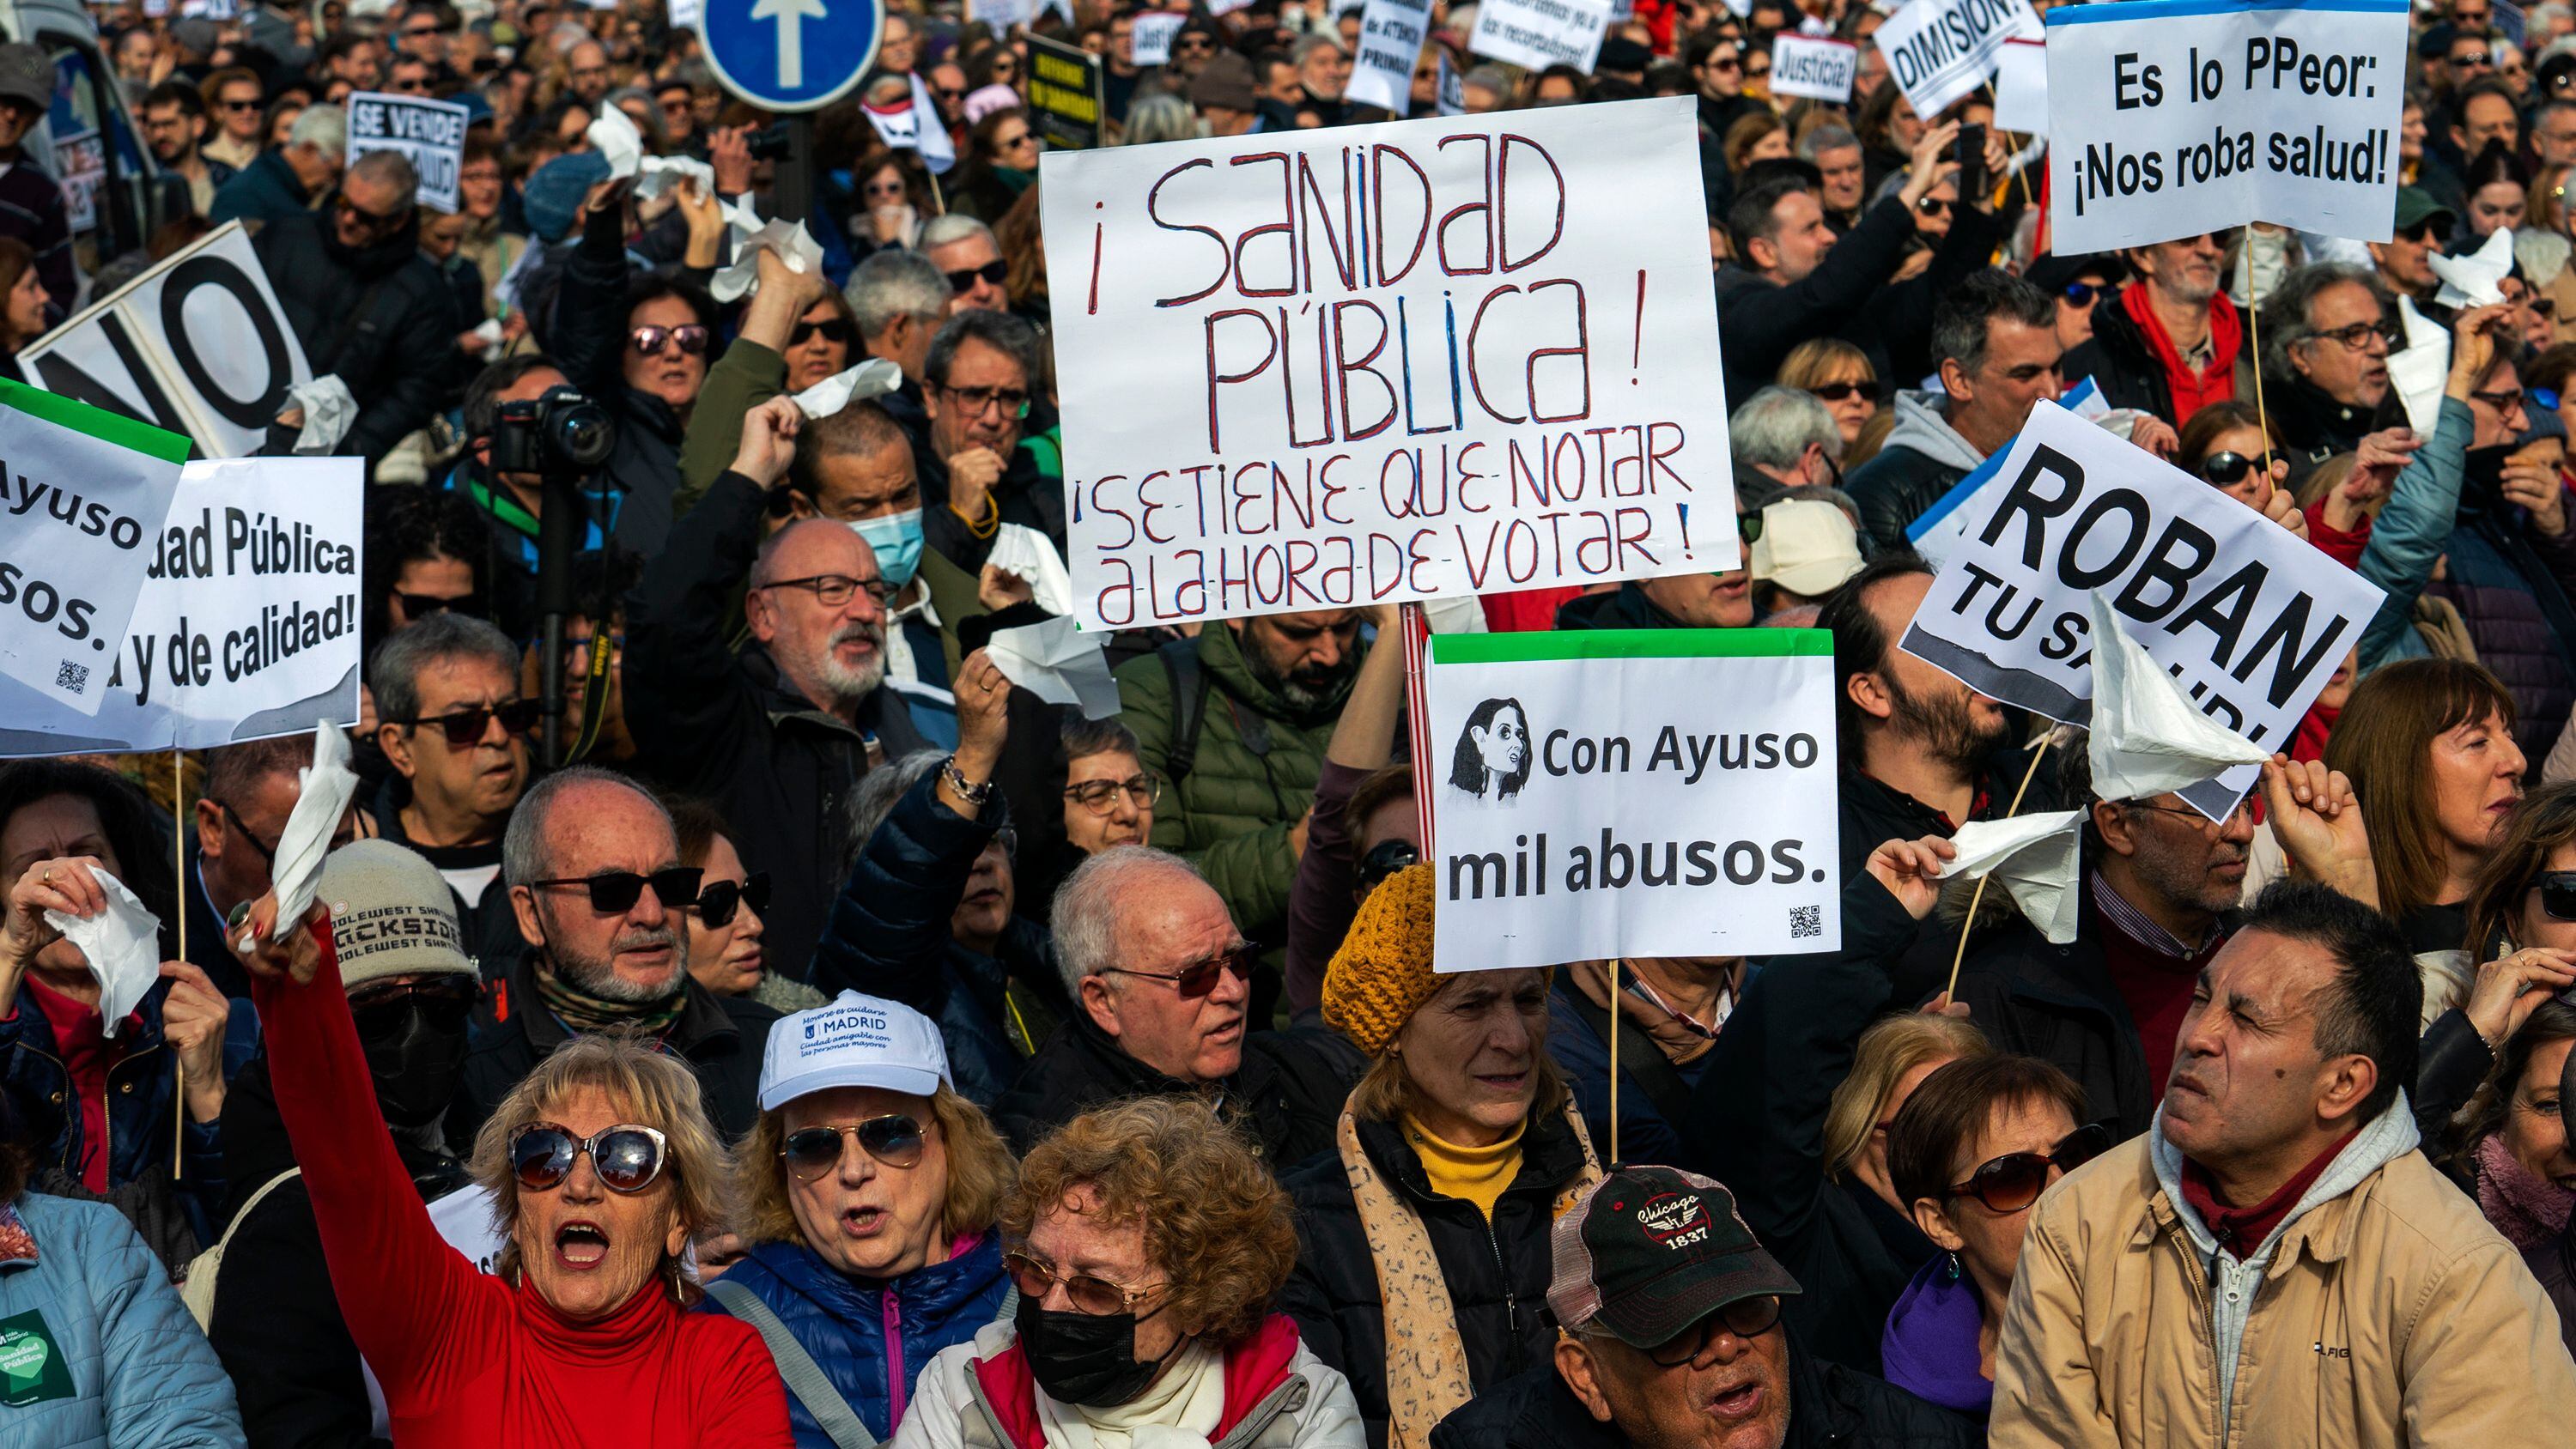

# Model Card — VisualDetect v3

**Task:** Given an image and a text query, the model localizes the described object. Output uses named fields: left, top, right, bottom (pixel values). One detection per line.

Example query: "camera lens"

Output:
left=550, top=403, right=616, bottom=470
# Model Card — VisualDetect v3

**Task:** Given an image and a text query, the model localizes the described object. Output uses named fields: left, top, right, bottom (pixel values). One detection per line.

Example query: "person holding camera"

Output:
left=625, top=395, right=934, bottom=988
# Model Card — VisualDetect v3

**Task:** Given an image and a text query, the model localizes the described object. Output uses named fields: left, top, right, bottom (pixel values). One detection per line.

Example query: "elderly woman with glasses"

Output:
left=898, top=1095, right=1364, bottom=1448
left=231, top=888, right=793, bottom=1445
left=702, top=993, right=1018, bottom=1446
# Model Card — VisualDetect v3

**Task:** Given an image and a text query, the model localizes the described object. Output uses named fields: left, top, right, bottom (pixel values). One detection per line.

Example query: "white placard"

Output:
left=1769, top=34, right=1859, bottom=101
left=1897, top=400, right=2385, bottom=815
left=1991, top=36, right=2045, bottom=132
left=1874, top=0, right=2041, bottom=121
left=1131, top=12, right=1184, bottom=66
left=1426, top=631, right=1842, bottom=971
left=18, top=223, right=314, bottom=460
left=0, top=458, right=363, bottom=755
left=1037, top=98, right=1737, bottom=631
left=973, top=0, right=1036, bottom=29
left=1348, top=0, right=1435, bottom=112
left=0, top=384, right=189, bottom=716
left=1437, top=50, right=1467, bottom=114
left=345, top=92, right=471, bottom=213
left=2044, top=0, right=2409, bottom=253
left=1469, top=0, right=1614, bottom=72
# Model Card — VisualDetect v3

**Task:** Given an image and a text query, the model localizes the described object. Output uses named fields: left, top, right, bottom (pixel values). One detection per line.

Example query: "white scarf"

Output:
left=1031, top=1340, right=1226, bottom=1449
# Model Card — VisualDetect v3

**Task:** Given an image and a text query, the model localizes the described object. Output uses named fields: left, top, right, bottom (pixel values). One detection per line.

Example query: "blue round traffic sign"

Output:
left=697, top=0, right=881, bottom=112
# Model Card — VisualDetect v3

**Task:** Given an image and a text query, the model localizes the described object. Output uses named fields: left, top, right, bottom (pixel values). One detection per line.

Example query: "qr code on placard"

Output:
left=53, top=660, right=88, bottom=695
left=1789, top=905, right=1822, bottom=940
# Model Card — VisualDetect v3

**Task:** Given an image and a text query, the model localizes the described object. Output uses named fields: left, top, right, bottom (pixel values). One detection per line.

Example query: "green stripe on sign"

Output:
left=0, top=378, right=191, bottom=464
left=1430, top=628, right=1834, bottom=664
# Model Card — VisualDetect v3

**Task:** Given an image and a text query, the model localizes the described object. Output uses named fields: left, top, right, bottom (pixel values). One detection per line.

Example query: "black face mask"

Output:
left=1014, top=1294, right=1186, bottom=1408
left=2464, top=442, right=2513, bottom=493
left=359, top=1004, right=470, bottom=1130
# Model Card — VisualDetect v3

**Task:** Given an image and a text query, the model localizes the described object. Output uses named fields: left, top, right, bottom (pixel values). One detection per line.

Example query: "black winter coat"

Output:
left=253, top=206, right=459, bottom=463
left=2060, top=288, right=2180, bottom=423
left=1713, top=197, right=2004, bottom=405
left=550, top=204, right=690, bottom=561
left=1554, top=582, right=1688, bottom=631
left=1946, top=898, right=2164, bottom=1143
left=987, top=1008, right=1351, bottom=1167
left=1281, top=1111, right=1593, bottom=1449
left=1844, top=440, right=1970, bottom=555
left=1428, top=1346, right=1972, bottom=1449
left=1680, top=876, right=1937, bottom=1376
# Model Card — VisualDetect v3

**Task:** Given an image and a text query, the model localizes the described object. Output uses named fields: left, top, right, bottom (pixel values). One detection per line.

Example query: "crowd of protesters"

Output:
left=4, top=0, right=2576, bottom=1444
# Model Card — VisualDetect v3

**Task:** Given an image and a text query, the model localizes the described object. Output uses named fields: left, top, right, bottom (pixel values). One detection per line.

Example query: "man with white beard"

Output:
left=451, top=767, right=781, bottom=1149
left=627, top=397, right=932, bottom=990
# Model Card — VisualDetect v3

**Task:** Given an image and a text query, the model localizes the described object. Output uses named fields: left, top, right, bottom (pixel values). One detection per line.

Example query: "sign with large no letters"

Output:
left=1426, top=629, right=1842, bottom=971
left=2045, top=0, right=2409, bottom=252
left=1874, top=0, right=2042, bottom=121
left=1898, top=400, right=2384, bottom=815
left=1039, top=98, right=1736, bottom=632
left=18, top=223, right=312, bottom=459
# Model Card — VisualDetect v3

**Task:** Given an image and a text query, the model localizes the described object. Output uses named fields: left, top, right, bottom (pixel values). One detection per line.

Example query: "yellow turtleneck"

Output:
left=1403, top=1113, right=1527, bottom=1222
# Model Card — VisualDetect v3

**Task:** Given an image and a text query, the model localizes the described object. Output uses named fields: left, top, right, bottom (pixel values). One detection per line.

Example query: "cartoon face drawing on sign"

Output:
left=1449, top=696, right=1533, bottom=804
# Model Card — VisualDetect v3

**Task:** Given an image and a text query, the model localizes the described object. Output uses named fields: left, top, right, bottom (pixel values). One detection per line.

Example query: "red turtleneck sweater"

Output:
left=252, top=925, right=792, bottom=1447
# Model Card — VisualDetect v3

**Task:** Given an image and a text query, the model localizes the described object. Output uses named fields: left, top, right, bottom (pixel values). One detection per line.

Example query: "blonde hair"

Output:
left=468, top=1032, right=738, bottom=1303
left=1820, top=1012, right=1991, bottom=1182
left=1346, top=969, right=1569, bottom=1124
left=736, top=1084, right=1017, bottom=1248
left=1779, top=337, right=1876, bottom=392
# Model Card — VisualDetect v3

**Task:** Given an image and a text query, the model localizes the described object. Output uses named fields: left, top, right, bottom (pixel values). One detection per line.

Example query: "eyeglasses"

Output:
left=219, top=96, right=263, bottom=112
left=1003, top=1250, right=1168, bottom=1317
left=1176, top=35, right=1217, bottom=51
left=526, top=867, right=705, bottom=914
left=211, top=797, right=280, bottom=866
left=1637, top=1294, right=1785, bottom=1367
left=1808, top=379, right=1880, bottom=403
left=1737, top=511, right=1765, bottom=545
left=759, top=573, right=900, bottom=608
left=691, top=872, right=771, bottom=928
left=508, top=1123, right=669, bottom=1193
left=1356, top=838, right=1420, bottom=897
left=781, top=1114, right=928, bottom=1180
left=334, top=192, right=406, bottom=235
left=934, top=381, right=1032, bottom=419
left=394, top=589, right=482, bottom=620
left=790, top=317, right=854, bottom=348
left=2536, top=298, right=2561, bottom=318
left=2470, top=385, right=2528, bottom=411
left=1103, top=945, right=1256, bottom=997
left=2123, top=797, right=2253, bottom=831
left=2061, top=282, right=2104, bottom=307
left=933, top=87, right=966, bottom=103
left=349, top=976, right=478, bottom=1039
left=1915, top=195, right=1951, bottom=217
left=1941, top=1123, right=2112, bottom=1212
left=2530, top=870, right=2576, bottom=919
left=2456, top=51, right=2494, bottom=66
left=999, top=130, right=1037, bottom=151
left=2198, top=450, right=2279, bottom=485
left=2311, top=319, right=2397, bottom=352
left=1063, top=773, right=1162, bottom=814
left=390, top=698, right=540, bottom=746
left=943, top=258, right=1010, bottom=294
left=629, top=324, right=711, bottom=356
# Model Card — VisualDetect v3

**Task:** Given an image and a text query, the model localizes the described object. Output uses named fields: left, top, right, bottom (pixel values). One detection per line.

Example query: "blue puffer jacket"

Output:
left=701, top=1231, right=1011, bottom=1446
left=0, top=1191, right=245, bottom=1446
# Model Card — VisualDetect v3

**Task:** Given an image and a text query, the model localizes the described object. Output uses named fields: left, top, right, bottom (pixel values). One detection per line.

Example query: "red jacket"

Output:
left=252, top=926, right=793, bottom=1448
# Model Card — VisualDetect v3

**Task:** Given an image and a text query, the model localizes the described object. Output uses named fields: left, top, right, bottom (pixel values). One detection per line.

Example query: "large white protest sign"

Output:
left=1426, top=629, right=1841, bottom=970
left=1770, top=35, right=1859, bottom=102
left=1470, top=0, right=1613, bottom=72
left=1898, top=400, right=2385, bottom=815
left=0, top=381, right=190, bottom=716
left=1874, top=0, right=2040, bottom=120
left=1348, top=0, right=1435, bottom=113
left=19, top=223, right=313, bottom=459
left=2045, top=0, right=2409, bottom=252
left=0, top=457, right=362, bottom=756
left=1039, top=97, right=1735, bottom=631
left=346, top=92, right=471, bottom=212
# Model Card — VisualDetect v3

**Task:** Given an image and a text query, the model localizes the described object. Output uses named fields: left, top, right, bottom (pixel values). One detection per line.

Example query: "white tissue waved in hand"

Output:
left=271, top=721, right=361, bottom=929
left=710, top=215, right=824, bottom=303
left=284, top=375, right=358, bottom=455
left=2429, top=226, right=2514, bottom=310
left=987, top=615, right=1121, bottom=719
left=1940, top=810, right=2087, bottom=944
left=586, top=104, right=644, bottom=180
left=2084, top=593, right=2270, bottom=803
left=44, top=864, right=163, bottom=1037
left=792, top=358, right=905, bottom=418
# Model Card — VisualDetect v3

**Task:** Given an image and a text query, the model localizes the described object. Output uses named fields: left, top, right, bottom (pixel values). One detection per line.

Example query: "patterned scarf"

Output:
left=1338, top=1102, right=1601, bottom=1449
left=2476, top=1134, right=2576, bottom=1253
left=531, top=954, right=686, bottom=1038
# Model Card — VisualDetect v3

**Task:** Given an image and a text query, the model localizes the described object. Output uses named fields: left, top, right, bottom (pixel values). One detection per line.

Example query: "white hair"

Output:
left=1048, top=847, right=1217, bottom=997
left=289, top=103, right=348, bottom=161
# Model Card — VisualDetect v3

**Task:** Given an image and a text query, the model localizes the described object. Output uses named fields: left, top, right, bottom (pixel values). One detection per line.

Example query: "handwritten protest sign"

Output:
left=1348, top=0, right=1435, bottom=113
left=2045, top=0, right=2409, bottom=252
left=1426, top=629, right=1841, bottom=970
left=1874, top=0, right=2041, bottom=121
left=1038, top=97, right=1736, bottom=631
left=1470, top=0, right=1613, bottom=72
left=0, top=458, right=363, bottom=756
left=1898, top=400, right=2384, bottom=815
left=346, top=92, right=471, bottom=212
left=971, top=0, right=1036, bottom=30
left=1770, top=34, right=1859, bottom=101
left=1029, top=34, right=1107, bottom=149
left=0, top=380, right=190, bottom=717
left=19, top=224, right=313, bottom=459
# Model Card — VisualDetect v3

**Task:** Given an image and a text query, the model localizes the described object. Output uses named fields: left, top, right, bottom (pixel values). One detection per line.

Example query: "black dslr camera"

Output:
left=745, top=122, right=794, bottom=162
left=489, top=385, right=616, bottom=476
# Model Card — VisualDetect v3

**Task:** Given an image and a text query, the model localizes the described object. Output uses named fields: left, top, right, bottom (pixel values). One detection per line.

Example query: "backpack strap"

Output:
left=1157, top=636, right=1215, bottom=787
left=705, top=1278, right=880, bottom=1449
left=180, top=1167, right=303, bottom=1331
left=1564, top=988, right=1695, bottom=1137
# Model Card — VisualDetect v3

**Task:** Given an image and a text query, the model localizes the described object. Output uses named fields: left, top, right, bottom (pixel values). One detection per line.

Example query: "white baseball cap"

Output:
left=758, top=991, right=953, bottom=1111
left=1749, top=499, right=1866, bottom=599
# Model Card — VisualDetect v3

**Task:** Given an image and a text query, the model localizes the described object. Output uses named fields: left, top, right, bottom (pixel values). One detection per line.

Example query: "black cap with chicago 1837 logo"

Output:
left=1546, top=1166, right=1805, bottom=1349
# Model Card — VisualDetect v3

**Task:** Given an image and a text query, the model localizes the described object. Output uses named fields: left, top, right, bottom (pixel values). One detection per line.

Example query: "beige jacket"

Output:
left=1992, top=1106, right=2576, bottom=1447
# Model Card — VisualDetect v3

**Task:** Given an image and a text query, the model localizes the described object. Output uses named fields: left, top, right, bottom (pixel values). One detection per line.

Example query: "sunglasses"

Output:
left=335, top=193, right=405, bottom=234
left=790, top=317, right=854, bottom=347
left=945, top=258, right=1009, bottom=293
left=1104, top=945, right=1256, bottom=997
left=692, top=872, right=771, bottom=928
left=2198, top=450, right=2279, bottom=485
left=349, top=976, right=479, bottom=1040
left=220, top=97, right=263, bottom=112
left=1003, top=1250, right=1166, bottom=1317
left=2401, top=219, right=2453, bottom=246
left=1738, top=512, right=1765, bottom=545
left=509, top=1123, right=669, bottom=1193
left=1941, top=1122, right=2111, bottom=1213
left=1809, top=379, right=1880, bottom=403
left=2470, top=385, right=2528, bottom=412
left=630, top=324, right=711, bottom=356
left=780, top=1113, right=927, bottom=1180
left=1063, top=773, right=1162, bottom=814
left=2531, top=870, right=2576, bottom=919
left=2060, top=282, right=2105, bottom=307
left=1916, top=195, right=1951, bottom=217
left=1356, top=838, right=1421, bottom=897
left=2457, top=51, right=2494, bottom=66
left=391, top=698, right=540, bottom=746
left=394, top=590, right=481, bottom=620
left=1641, top=1294, right=1784, bottom=1367
left=527, top=866, right=705, bottom=914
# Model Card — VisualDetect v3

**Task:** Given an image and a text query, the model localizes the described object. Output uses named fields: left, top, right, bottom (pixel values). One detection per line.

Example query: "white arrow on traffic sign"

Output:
left=749, top=0, right=829, bottom=87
